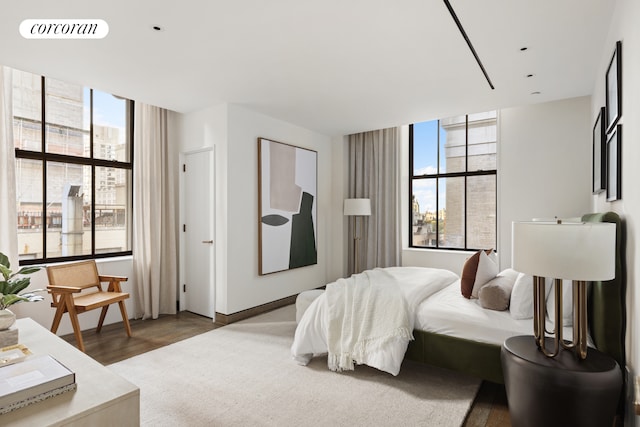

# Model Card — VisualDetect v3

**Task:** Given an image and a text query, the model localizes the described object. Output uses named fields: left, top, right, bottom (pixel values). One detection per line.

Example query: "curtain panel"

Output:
left=133, top=104, right=177, bottom=319
left=0, top=66, right=18, bottom=266
left=347, top=127, right=401, bottom=275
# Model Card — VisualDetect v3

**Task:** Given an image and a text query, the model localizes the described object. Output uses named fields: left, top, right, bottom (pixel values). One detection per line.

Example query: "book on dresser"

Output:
left=0, top=354, right=77, bottom=414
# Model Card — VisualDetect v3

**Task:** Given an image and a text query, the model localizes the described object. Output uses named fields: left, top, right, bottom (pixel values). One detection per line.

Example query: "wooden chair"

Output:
left=46, top=260, right=132, bottom=352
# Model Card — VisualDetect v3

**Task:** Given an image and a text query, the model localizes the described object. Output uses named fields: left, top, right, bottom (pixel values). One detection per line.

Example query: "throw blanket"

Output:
left=325, top=269, right=412, bottom=373
left=291, top=267, right=460, bottom=375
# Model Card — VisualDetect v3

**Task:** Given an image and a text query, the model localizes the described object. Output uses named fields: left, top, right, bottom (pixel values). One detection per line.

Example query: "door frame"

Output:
left=179, top=147, right=215, bottom=318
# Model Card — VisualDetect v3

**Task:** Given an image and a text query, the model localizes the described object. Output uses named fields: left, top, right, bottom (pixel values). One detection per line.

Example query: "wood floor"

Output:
left=59, top=310, right=221, bottom=365
left=59, top=310, right=511, bottom=426
left=463, top=381, right=512, bottom=427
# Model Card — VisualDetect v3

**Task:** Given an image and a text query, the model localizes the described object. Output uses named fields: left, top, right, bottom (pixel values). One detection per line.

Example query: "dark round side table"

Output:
left=501, top=335, right=622, bottom=427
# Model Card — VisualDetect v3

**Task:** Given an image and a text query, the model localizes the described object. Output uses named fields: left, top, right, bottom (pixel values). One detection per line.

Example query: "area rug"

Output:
left=108, top=305, right=481, bottom=427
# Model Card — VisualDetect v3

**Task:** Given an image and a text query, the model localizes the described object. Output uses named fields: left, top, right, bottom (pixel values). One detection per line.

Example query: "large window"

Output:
left=13, top=70, right=133, bottom=264
left=410, top=111, right=497, bottom=250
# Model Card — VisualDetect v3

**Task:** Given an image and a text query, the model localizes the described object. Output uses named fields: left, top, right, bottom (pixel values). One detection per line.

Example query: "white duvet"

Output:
left=414, top=281, right=583, bottom=346
left=291, top=267, right=459, bottom=376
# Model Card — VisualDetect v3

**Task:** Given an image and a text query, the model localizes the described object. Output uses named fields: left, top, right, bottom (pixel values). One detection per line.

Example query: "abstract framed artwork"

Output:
left=592, top=106, right=606, bottom=194
left=258, top=137, right=317, bottom=275
left=606, top=125, right=622, bottom=202
left=605, top=41, right=622, bottom=134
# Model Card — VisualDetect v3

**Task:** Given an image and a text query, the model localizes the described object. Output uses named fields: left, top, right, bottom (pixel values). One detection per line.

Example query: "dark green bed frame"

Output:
left=405, top=212, right=626, bottom=385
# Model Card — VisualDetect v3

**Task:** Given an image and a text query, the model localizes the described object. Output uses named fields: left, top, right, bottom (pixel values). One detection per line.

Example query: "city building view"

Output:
left=411, top=112, right=497, bottom=250
left=12, top=70, right=131, bottom=261
left=12, top=69, right=495, bottom=259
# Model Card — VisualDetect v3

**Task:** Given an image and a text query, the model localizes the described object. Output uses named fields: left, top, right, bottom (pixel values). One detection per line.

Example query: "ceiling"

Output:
left=0, top=1, right=613, bottom=136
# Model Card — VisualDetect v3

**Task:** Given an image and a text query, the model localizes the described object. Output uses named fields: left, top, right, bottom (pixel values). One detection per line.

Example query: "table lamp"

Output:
left=511, top=220, right=616, bottom=359
left=344, top=198, right=371, bottom=274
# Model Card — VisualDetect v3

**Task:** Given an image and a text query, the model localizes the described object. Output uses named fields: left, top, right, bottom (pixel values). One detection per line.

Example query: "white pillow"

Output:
left=497, top=268, right=520, bottom=283
left=546, top=279, right=574, bottom=326
left=470, top=250, right=499, bottom=298
left=509, top=273, right=553, bottom=319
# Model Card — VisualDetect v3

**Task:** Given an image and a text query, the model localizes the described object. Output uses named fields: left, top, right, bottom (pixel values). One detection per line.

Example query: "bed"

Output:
left=407, top=212, right=625, bottom=384
left=291, top=212, right=625, bottom=386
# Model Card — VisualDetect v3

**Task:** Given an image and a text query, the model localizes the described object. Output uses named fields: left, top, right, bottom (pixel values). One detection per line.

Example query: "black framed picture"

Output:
left=606, top=41, right=622, bottom=134
left=606, top=125, right=622, bottom=202
left=592, top=107, right=606, bottom=194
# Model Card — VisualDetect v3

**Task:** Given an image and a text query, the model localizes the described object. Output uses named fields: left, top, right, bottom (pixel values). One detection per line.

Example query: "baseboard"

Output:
left=214, top=294, right=297, bottom=326
left=629, top=366, right=638, bottom=416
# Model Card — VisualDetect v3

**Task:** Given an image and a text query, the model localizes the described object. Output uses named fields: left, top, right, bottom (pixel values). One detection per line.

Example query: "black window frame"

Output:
left=15, top=75, right=134, bottom=266
left=409, top=114, right=497, bottom=251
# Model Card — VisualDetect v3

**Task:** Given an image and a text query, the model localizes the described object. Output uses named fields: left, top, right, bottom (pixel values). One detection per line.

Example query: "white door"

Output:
left=183, top=149, right=215, bottom=318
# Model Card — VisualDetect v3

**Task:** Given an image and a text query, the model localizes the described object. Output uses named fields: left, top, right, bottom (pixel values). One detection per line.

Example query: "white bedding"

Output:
left=291, top=267, right=459, bottom=376
left=414, top=280, right=578, bottom=345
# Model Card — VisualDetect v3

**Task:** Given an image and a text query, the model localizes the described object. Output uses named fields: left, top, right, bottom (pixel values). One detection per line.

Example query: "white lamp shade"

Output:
left=344, top=198, right=371, bottom=216
left=512, top=221, right=616, bottom=281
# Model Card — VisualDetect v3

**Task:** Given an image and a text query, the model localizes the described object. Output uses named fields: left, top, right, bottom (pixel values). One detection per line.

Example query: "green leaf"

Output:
left=0, top=265, right=10, bottom=281
left=1, top=294, right=28, bottom=308
left=12, top=266, right=41, bottom=277
left=7, top=278, right=30, bottom=294
left=0, top=253, right=9, bottom=269
left=22, top=294, right=44, bottom=303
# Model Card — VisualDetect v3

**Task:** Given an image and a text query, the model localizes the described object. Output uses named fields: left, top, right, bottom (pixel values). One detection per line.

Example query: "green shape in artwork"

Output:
left=289, top=192, right=317, bottom=269
left=261, top=214, right=289, bottom=226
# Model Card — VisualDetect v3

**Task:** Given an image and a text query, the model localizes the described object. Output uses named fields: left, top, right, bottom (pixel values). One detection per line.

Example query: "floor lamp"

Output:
left=344, top=198, right=371, bottom=275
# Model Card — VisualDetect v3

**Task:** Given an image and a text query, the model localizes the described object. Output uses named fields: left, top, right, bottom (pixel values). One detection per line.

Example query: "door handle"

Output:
left=202, top=240, right=213, bottom=244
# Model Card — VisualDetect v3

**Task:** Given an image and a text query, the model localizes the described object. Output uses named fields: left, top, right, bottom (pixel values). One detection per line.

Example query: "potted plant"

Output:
left=0, top=252, right=44, bottom=330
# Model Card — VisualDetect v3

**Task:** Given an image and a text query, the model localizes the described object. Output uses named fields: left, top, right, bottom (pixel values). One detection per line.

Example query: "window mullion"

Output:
left=41, top=76, right=47, bottom=260
left=436, top=120, right=440, bottom=248
left=90, top=89, right=95, bottom=257
left=409, top=124, right=414, bottom=248
left=464, top=115, right=468, bottom=249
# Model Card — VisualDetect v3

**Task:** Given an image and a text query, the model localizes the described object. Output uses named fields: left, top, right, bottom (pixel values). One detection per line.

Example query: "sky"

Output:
left=83, top=87, right=126, bottom=144
left=412, top=120, right=446, bottom=214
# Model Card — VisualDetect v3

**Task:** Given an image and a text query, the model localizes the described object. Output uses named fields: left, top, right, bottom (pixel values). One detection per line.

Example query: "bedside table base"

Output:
left=501, top=336, right=622, bottom=427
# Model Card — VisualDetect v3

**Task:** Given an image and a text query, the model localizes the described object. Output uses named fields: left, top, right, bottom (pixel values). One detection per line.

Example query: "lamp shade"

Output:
left=511, top=221, right=616, bottom=281
left=344, top=198, right=371, bottom=216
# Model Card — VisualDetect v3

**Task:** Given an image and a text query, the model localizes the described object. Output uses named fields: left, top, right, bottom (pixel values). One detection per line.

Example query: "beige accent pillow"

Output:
left=478, top=270, right=519, bottom=311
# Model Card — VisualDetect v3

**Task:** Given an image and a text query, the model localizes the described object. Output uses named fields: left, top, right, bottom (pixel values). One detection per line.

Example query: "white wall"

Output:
left=498, top=96, right=592, bottom=269
left=401, top=96, right=592, bottom=275
left=178, top=104, right=341, bottom=315
left=591, top=1, right=640, bottom=424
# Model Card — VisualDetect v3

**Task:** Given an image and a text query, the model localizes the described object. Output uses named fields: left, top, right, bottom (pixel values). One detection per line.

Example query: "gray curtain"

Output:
left=347, top=127, right=401, bottom=275
left=0, top=66, right=18, bottom=266
left=132, top=103, right=177, bottom=319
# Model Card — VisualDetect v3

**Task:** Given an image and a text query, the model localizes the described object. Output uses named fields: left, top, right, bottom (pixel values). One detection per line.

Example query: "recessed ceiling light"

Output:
left=151, top=25, right=163, bottom=32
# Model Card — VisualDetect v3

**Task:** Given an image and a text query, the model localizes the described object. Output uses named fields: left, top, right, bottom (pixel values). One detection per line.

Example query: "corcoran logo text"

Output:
left=20, top=19, right=109, bottom=39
